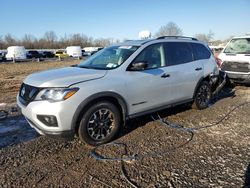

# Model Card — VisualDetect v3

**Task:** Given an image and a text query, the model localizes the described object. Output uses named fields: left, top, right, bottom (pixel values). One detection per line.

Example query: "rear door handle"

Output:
left=161, top=73, right=170, bottom=78
left=195, top=67, right=202, bottom=71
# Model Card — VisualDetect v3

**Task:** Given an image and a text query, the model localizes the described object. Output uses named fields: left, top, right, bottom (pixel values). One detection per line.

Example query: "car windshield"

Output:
left=78, top=45, right=139, bottom=70
left=224, top=38, right=250, bottom=54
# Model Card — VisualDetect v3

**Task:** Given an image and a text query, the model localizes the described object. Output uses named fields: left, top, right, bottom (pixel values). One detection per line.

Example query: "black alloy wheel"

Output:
left=193, top=81, right=211, bottom=110
left=78, top=101, right=121, bottom=146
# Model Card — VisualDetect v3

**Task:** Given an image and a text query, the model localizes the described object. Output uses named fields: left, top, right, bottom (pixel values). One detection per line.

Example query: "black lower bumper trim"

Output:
left=26, top=117, right=75, bottom=140
left=43, top=130, right=75, bottom=140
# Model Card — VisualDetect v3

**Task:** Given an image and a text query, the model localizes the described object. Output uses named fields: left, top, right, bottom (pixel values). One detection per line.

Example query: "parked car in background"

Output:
left=209, top=45, right=224, bottom=57
left=81, top=49, right=85, bottom=56
left=218, top=35, right=250, bottom=84
left=17, top=36, right=219, bottom=146
left=27, top=50, right=42, bottom=59
left=41, top=51, right=55, bottom=58
left=6, top=46, right=27, bottom=61
left=83, top=47, right=103, bottom=56
left=55, top=50, right=69, bottom=58
left=66, top=46, right=82, bottom=58
left=0, top=51, right=6, bottom=61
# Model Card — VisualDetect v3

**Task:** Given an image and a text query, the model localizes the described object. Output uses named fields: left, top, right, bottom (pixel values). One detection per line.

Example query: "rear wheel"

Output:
left=193, top=81, right=211, bottom=110
left=78, top=101, right=121, bottom=146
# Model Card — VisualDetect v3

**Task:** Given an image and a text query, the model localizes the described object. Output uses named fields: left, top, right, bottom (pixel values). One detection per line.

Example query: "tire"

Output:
left=192, top=81, right=211, bottom=110
left=78, top=101, right=121, bottom=146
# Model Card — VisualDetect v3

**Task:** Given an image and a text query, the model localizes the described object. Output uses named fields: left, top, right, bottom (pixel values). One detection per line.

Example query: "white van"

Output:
left=6, top=46, right=27, bottom=61
left=66, top=46, right=82, bottom=58
left=218, top=35, right=250, bottom=84
left=83, top=47, right=103, bottom=56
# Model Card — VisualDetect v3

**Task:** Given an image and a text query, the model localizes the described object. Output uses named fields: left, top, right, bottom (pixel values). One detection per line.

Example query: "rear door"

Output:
left=163, top=42, right=204, bottom=101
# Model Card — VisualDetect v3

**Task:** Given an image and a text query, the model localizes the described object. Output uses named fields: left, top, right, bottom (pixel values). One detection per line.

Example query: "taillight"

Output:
left=215, top=57, right=222, bottom=68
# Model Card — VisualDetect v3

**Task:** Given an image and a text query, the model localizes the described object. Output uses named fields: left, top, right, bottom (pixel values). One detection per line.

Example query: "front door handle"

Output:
left=195, top=67, right=202, bottom=71
left=161, top=73, right=170, bottom=78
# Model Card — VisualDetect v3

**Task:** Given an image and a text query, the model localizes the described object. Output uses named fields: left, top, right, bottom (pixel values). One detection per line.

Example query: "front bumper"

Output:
left=224, top=71, right=250, bottom=84
left=17, top=96, right=75, bottom=140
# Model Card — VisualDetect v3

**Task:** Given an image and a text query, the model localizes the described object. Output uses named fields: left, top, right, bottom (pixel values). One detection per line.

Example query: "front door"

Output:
left=125, top=43, right=173, bottom=115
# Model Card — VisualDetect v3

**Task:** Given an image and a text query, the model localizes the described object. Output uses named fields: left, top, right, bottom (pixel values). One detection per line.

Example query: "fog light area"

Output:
left=37, top=115, right=58, bottom=127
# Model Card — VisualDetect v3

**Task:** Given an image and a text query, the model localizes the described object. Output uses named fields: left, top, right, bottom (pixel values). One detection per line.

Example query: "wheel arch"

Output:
left=71, top=92, right=128, bottom=136
left=193, top=74, right=211, bottom=99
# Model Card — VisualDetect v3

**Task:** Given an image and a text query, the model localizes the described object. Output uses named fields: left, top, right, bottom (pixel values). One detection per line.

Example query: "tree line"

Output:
left=0, top=31, right=117, bottom=49
left=0, top=22, right=228, bottom=50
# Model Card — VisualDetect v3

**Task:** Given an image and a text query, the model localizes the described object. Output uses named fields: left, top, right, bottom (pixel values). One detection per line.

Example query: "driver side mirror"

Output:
left=129, top=61, right=148, bottom=71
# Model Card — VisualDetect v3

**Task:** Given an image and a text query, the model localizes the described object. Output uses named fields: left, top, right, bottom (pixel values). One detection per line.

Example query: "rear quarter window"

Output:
left=191, top=43, right=211, bottom=60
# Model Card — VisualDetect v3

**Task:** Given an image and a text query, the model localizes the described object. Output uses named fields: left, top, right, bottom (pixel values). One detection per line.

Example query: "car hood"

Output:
left=24, top=67, right=107, bottom=87
left=219, top=53, right=250, bottom=63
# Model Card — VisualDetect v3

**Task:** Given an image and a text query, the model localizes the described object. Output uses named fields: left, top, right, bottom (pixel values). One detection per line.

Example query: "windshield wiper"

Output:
left=225, top=53, right=236, bottom=56
left=77, top=65, right=92, bottom=69
left=78, top=65, right=107, bottom=70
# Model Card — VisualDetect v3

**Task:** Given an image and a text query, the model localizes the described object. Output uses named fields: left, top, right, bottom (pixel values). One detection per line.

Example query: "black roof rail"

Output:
left=156, top=36, right=198, bottom=41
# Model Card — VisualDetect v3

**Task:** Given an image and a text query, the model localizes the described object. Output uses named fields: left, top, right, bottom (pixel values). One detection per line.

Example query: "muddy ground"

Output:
left=0, top=61, right=250, bottom=187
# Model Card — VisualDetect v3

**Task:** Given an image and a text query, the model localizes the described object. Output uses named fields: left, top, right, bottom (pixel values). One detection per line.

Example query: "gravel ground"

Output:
left=0, top=61, right=250, bottom=187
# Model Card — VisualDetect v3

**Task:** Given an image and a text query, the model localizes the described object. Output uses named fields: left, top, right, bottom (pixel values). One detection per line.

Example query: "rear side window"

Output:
left=191, top=43, right=211, bottom=60
left=164, top=42, right=193, bottom=66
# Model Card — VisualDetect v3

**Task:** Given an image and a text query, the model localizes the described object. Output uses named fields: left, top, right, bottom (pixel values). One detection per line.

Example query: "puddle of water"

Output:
left=0, top=116, right=38, bottom=148
left=0, top=124, right=20, bottom=134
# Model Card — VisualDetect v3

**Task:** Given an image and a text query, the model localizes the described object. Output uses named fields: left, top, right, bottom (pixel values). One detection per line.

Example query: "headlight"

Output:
left=35, top=88, right=79, bottom=102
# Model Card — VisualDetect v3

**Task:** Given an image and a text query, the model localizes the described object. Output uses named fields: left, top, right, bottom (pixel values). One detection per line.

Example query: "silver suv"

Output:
left=17, top=36, right=219, bottom=145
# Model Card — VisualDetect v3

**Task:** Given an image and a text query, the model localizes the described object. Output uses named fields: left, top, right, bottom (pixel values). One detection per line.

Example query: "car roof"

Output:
left=114, top=36, right=200, bottom=47
left=232, top=35, right=250, bottom=39
left=116, top=39, right=153, bottom=46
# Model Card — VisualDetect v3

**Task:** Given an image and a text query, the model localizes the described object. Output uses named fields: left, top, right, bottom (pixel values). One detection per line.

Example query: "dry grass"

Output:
left=0, top=60, right=80, bottom=103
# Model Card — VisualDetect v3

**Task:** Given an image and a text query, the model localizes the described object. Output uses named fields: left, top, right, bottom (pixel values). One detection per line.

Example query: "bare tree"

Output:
left=94, top=38, right=113, bottom=47
left=194, top=30, right=214, bottom=42
left=1, top=32, right=119, bottom=49
left=58, top=34, right=69, bottom=48
left=69, top=33, right=81, bottom=46
left=4, top=34, right=17, bottom=46
left=43, top=31, right=57, bottom=48
left=155, top=22, right=183, bottom=37
left=0, top=36, right=5, bottom=49
left=21, top=34, right=37, bottom=49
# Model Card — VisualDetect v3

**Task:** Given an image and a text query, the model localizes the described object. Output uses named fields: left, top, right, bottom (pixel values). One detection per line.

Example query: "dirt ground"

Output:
left=0, top=60, right=79, bottom=103
left=0, top=61, right=250, bottom=187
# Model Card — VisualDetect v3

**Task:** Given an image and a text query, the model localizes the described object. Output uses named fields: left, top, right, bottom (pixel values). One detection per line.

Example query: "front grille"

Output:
left=19, top=83, right=41, bottom=106
left=221, top=61, right=250, bottom=73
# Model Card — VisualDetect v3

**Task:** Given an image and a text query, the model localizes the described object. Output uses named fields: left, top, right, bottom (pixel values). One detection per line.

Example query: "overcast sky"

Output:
left=1, top=0, right=250, bottom=40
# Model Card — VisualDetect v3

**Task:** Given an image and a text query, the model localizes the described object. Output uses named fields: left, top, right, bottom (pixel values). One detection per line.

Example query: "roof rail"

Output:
left=156, top=36, right=198, bottom=41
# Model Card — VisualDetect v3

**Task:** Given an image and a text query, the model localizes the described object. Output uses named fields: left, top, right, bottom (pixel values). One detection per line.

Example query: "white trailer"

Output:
left=6, top=46, right=27, bottom=61
left=138, top=30, right=151, bottom=39
left=83, top=47, right=103, bottom=56
left=66, top=46, right=82, bottom=58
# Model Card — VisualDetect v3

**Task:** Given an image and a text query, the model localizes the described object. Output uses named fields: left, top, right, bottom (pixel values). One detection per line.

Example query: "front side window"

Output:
left=164, top=42, right=193, bottom=66
left=78, top=45, right=139, bottom=70
left=224, top=38, right=250, bottom=54
left=132, top=43, right=165, bottom=69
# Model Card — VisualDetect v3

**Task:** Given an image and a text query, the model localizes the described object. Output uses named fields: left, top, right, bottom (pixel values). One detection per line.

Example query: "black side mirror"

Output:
left=129, top=61, right=148, bottom=71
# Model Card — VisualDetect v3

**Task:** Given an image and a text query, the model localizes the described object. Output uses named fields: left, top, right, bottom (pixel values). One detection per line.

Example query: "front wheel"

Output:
left=78, top=101, right=121, bottom=146
left=192, top=81, right=211, bottom=110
